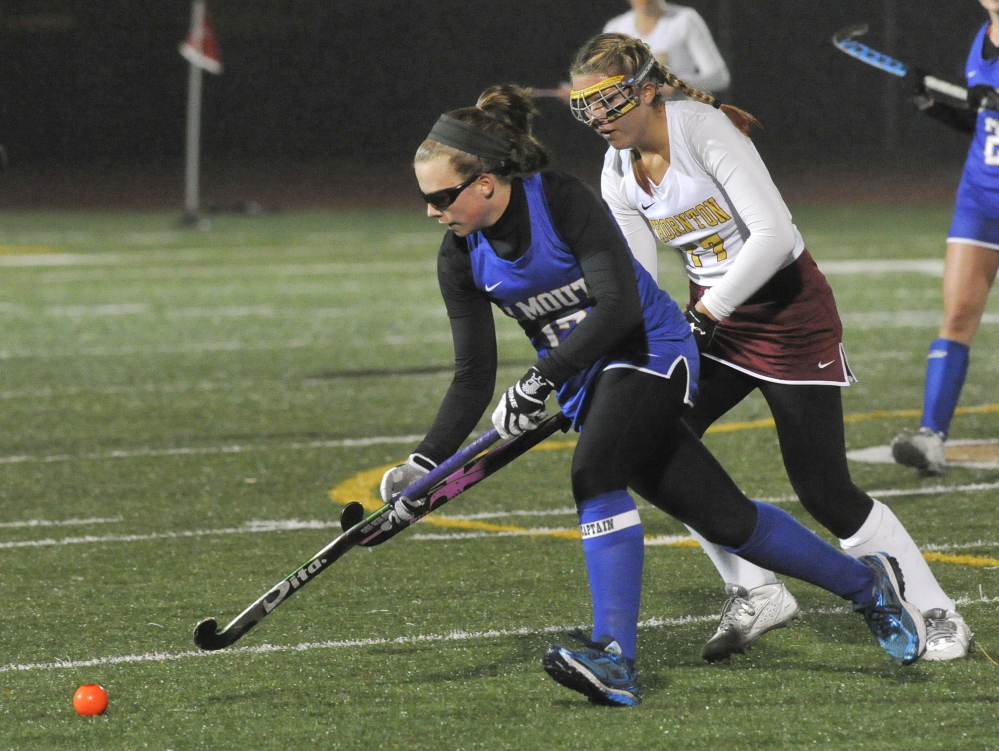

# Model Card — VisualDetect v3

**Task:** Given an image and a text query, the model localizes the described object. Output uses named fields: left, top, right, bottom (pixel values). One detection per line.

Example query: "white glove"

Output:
left=491, top=366, right=555, bottom=440
left=379, top=453, right=436, bottom=503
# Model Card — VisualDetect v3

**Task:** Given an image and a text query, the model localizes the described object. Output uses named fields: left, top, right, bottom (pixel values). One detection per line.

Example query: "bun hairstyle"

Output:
left=415, top=84, right=551, bottom=180
left=570, top=32, right=760, bottom=195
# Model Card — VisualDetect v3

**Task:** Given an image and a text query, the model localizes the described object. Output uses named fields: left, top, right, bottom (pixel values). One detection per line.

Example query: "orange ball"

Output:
left=73, top=684, right=108, bottom=716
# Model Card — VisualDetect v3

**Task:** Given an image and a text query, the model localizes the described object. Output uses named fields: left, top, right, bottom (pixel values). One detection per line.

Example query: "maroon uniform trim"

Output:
left=688, top=249, right=856, bottom=386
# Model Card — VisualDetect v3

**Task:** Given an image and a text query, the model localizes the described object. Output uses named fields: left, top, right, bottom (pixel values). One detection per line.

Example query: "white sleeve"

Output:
left=600, top=151, right=660, bottom=279
left=678, top=10, right=730, bottom=93
left=689, top=111, right=799, bottom=320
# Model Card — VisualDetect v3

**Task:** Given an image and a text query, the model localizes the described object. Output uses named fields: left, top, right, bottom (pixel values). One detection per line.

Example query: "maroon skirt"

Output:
left=688, top=249, right=855, bottom=385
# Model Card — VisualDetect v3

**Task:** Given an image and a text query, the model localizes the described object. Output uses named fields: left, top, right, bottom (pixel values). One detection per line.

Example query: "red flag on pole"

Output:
left=180, top=1, right=223, bottom=75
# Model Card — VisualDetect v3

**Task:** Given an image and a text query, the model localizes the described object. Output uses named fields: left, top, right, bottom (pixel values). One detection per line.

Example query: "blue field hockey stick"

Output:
left=833, top=23, right=968, bottom=102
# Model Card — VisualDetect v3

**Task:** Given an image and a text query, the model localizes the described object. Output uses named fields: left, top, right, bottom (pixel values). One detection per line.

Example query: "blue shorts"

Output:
left=949, top=180, right=999, bottom=250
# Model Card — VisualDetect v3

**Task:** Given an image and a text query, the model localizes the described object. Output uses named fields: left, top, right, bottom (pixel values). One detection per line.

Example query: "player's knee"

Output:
left=571, top=469, right=617, bottom=502
left=939, top=312, right=980, bottom=343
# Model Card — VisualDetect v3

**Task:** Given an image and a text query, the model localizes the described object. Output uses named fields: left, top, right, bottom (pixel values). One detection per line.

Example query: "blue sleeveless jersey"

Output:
left=951, top=22, right=999, bottom=248
left=465, top=173, right=698, bottom=425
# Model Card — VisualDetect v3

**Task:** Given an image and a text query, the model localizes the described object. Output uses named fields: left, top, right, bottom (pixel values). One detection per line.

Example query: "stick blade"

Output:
left=339, top=501, right=366, bottom=533
left=193, top=617, right=233, bottom=651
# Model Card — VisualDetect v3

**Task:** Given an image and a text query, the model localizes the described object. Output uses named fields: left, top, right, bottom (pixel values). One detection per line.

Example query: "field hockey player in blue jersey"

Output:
left=379, top=83, right=926, bottom=707
left=892, top=0, right=999, bottom=486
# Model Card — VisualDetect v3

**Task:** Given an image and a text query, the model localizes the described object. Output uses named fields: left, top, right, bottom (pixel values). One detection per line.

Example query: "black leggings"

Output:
left=571, top=365, right=758, bottom=549
left=683, top=358, right=873, bottom=540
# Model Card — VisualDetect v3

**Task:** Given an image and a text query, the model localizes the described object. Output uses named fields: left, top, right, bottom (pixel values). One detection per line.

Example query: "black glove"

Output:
left=903, top=67, right=936, bottom=110
left=967, top=84, right=999, bottom=113
left=684, top=307, right=717, bottom=352
left=491, top=366, right=555, bottom=439
left=903, top=66, right=929, bottom=97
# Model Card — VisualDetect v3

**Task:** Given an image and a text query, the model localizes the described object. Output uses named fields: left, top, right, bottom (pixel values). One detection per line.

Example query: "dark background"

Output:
left=0, top=1, right=989, bottom=208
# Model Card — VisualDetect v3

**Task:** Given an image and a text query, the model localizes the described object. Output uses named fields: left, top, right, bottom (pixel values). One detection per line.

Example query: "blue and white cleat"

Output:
left=543, top=632, right=640, bottom=707
left=855, top=553, right=926, bottom=665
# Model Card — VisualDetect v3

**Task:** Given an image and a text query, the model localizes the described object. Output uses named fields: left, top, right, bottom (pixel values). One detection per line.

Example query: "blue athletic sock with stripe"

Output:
left=921, top=338, right=969, bottom=437
left=578, top=490, right=643, bottom=660
left=727, top=501, right=874, bottom=606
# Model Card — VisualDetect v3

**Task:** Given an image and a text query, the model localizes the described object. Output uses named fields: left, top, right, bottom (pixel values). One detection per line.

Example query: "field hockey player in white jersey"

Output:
left=568, top=32, right=973, bottom=663
left=602, top=0, right=730, bottom=96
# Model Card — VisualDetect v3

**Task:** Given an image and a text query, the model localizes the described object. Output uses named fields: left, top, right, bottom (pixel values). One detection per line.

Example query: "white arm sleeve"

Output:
left=690, top=112, right=800, bottom=320
left=601, top=151, right=660, bottom=279
left=678, top=10, right=731, bottom=93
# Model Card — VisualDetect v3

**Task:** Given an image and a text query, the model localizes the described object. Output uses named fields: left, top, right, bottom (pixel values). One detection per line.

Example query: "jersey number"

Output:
left=540, top=310, right=588, bottom=347
left=677, top=233, right=727, bottom=268
left=985, top=117, right=999, bottom=166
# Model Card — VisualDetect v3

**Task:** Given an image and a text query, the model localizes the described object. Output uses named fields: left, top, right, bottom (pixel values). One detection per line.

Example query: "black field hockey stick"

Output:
left=193, top=413, right=571, bottom=650
left=342, top=411, right=573, bottom=547
left=832, top=23, right=968, bottom=102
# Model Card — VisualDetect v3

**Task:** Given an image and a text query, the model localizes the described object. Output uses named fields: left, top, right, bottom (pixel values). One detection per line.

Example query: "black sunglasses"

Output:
left=420, top=173, right=481, bottom=210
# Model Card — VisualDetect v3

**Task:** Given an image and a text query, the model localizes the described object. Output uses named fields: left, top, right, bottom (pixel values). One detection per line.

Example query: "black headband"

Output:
left=427, top=115, right=513, bottom=161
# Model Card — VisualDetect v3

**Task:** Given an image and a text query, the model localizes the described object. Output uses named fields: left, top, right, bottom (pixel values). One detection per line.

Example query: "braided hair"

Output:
left=570, top=33, right=760, bottom=194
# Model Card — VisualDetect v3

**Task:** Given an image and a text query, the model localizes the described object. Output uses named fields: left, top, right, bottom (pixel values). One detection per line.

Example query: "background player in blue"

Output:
left=380, top=83, right=925, bottom=707
left=892, top=0, right=999, bottom=481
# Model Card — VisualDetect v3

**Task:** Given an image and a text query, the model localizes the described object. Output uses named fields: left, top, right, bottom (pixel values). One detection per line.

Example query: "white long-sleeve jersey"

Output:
left=601, top=100, right=805, bottom=321
left=602, top=3, right=730, bottom=93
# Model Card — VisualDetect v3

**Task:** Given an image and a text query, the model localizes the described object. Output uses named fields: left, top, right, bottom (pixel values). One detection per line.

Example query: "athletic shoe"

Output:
left=543, top=633, right=639, bottom=707
left=701, top=582, right=801, bottom=662
left=855, top=553, right=926, bottom=665
left=923, top=608, right=974, bottom=661
left=891, top=427, right=947, bottom=477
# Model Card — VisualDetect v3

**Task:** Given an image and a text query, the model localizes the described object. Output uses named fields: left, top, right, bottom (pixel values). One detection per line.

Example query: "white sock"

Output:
left=839, top=499, right=955, bottom=613
left=685, top=524, right=779, bottom=590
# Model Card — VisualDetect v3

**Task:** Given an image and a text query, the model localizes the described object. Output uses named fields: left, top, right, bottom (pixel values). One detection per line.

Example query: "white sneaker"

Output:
left=922, top=609, right=974, bottom=661
left=701, top=582, right=801, bottom=662
left=891, top=427, right=947, bottom=477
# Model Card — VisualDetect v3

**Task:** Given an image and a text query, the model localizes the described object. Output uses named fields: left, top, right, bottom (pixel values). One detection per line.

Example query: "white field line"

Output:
left=0, top=516, right=122, bottom=529
left=841, top=310, right=999, bottom=328
left=5, top=484, right=999, bottom=550
left=20, top=303, right=440, bottom=319
left=27, top=260, right=438, bottom=283
left=819, top=260, right=944, bottom=276
left=0, top=434, right=426, bottom=465
left=0, top=374, right=455, bottom=401
left=444, top=507, right=579, bottom=520
left=0, top=519, right=345, bottom=550
left=7, top=306, right=998, bottom=335
left=0, top=379, right=270, bottom=401
left=0, top=329, right=523, bottom=360
left=411, top=528, right=577, bottom=540
left=0, top=253, right=933, bottom=272
left=3, top=595, right=996, bottom=675
left=0, top=240, right=441, bottom=266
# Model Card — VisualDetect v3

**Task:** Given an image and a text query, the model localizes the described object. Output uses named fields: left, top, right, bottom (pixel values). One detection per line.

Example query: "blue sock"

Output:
left=727, top=502, right=874, bottom=606
left=921, top=338, right=970, bottom=437
left=578, top=490, right=644, bottom=661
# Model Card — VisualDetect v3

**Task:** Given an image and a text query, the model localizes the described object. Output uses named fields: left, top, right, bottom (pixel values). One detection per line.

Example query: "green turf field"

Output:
left=0, top=205, right=996, bottom=750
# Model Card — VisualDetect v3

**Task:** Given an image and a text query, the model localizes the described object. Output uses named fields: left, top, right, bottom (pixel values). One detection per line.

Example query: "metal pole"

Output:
left=184, top=60, right=203, bottom=221
left=182, top=1, right=206, bottom=226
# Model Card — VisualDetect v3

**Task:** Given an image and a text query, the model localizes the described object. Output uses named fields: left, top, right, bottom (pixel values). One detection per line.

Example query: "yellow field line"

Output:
left=923, top=551, right=999, bottom=568
left=328, top=403, right=999, bottom=564
left=706, top=402, right=999, bottom=431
